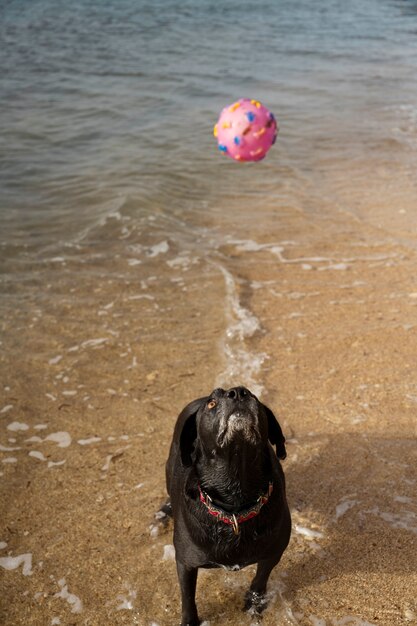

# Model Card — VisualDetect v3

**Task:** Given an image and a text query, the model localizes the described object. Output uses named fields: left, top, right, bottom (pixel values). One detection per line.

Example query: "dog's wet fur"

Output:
left=158, top=386, right=291, bottom=625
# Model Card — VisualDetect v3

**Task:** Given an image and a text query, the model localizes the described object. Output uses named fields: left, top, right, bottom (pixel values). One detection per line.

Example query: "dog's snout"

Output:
left=226, top=386, right=249, bottom=401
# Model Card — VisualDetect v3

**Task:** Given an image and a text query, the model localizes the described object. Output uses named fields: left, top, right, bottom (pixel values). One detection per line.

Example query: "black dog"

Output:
left=160, top=386, right=291, bottom=626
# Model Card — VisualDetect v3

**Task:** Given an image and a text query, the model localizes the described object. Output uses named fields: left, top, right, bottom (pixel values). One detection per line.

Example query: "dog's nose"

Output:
left=226, top=386, right=249, bottom=401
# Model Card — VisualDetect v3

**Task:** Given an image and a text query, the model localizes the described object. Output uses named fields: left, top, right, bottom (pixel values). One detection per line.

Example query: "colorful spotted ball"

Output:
left=214, top=98, right=278, bottom=162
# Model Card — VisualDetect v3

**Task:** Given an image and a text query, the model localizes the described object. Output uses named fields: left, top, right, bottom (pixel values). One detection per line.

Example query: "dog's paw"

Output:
left=244, top=589, right=268, bottom=615
left=159, top=499, right=173, bottom=519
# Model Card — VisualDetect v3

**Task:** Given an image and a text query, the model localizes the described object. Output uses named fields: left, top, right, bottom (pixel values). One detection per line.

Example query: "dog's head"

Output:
left=179, top=386, right=286, bottom=466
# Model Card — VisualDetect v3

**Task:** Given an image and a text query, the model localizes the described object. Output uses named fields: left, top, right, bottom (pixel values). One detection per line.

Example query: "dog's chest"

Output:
left=203, top=531, right=264, bottom=571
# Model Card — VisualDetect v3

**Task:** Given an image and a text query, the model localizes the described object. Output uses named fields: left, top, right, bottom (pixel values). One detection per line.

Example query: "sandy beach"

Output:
left=1, top=203, right=416, bottom=625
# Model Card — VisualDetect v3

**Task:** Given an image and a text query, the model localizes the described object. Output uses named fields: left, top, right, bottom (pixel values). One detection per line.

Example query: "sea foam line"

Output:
left=0, top=553, right=33, bottom=576
left=215, top=265, right=266, bottom=398
left=229, top=238, right=398, bottom=267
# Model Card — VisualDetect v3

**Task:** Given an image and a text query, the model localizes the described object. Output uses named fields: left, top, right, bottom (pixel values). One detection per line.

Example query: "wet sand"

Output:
left=1, top=207, right=417, bottom=626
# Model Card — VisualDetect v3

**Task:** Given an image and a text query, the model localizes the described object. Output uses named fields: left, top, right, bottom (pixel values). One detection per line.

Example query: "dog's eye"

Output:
left=207, top=400, right=217, bottom=410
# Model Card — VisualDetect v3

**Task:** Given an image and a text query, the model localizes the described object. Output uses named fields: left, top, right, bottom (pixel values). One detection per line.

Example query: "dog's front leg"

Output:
left=244, top=555, right=280, bottom=614
left=176, top=560, right=200, bottom=626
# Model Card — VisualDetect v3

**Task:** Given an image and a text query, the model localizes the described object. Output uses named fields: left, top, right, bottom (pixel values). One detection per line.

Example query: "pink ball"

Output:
left=214, top=98, right=278, bottom=162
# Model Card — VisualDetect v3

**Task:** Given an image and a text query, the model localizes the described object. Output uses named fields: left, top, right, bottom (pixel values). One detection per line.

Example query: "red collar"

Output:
left=198, top=482, right=273, bottom=535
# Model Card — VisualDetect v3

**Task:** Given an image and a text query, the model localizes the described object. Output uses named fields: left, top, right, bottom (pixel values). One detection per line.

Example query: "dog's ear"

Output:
left=177, top=397, right=207, bottom=467
left=264, top=405, right=287, bottom=460
left=180, top=414, right=197, bottom=467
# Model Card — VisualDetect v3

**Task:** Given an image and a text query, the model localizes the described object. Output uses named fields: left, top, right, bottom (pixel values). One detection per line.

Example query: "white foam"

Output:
left=0, top=541, right=7, bottom=549
left=116, top=589, right=137, bottom=611
left=0, top=444, right=21, bottom=452
left=127, top=243, right=144, bottom=254
left=34, top=424, right=48, bottom=430
left=0, top=553, right=33, bottom=576
left=47, top=460, right=66, bottom=468
left=116, top=597, right=134, bottom=610
left=295, top=524, right=324, bottom=539
left=365, top=507, right=417, bottom=534
left=148, top=241, right=169, bottom=257
left=77, top=437, right=101, bottom=445
left=80, top=338, right=109, bottom=349
left=231, top=239, right=270, bottom=253
left=26, top=436, right=43, bottom=443
left=394, top=495, right=413, bottom=504
left=335, top=499, right=359, bottom=520
left=223, top=268, right=260, bottom=340
left=101, top=454, right=113, bottom=472
left=127, top=258, right=142, bottom=266
left=162, top=544, right=176, bottom=561
left=100, top=447, right=129, bottom=471
left=29, top=451, right=47, bottom=462
left=149, top=524, right=159, bottom=538
left=309, top=617, right=326, bottom=626
left=7, top=422, right=29, bottom=432
left=127, top=294, right=155, bottom=301
left=216, top=266, right=266, bottom=397
left=45, top=432, right=71, bottom=448
left=167, top=255, right=192, bottom=269
left=261, top=577, right=299, bottom=624
left=332, top=618, right=376, bottom=626
left=233, top=238, right=330, bottom=267
left=51, top=619, right=61, bottom=625
left=318, top=263, right=349, bottom=271
left=1, top=405, right=13, bottom=414
left=404, top=609, right=416, bottom=621
left=54, top=578, right=83, bottom=613
left=230, top=238, right=397, bottom=271
left=2, top=457, right=18, bottom=463
left=49, top=355, right=63, bottom=365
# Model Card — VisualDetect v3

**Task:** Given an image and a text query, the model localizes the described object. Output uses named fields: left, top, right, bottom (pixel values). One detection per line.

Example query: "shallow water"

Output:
left=2, top=0, right=417, bottom=318
left=1, top=0, right=417, bottom=253
left=1, top=1, right=417, bottom=625
left=1, top=0, right=417, bottom=361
